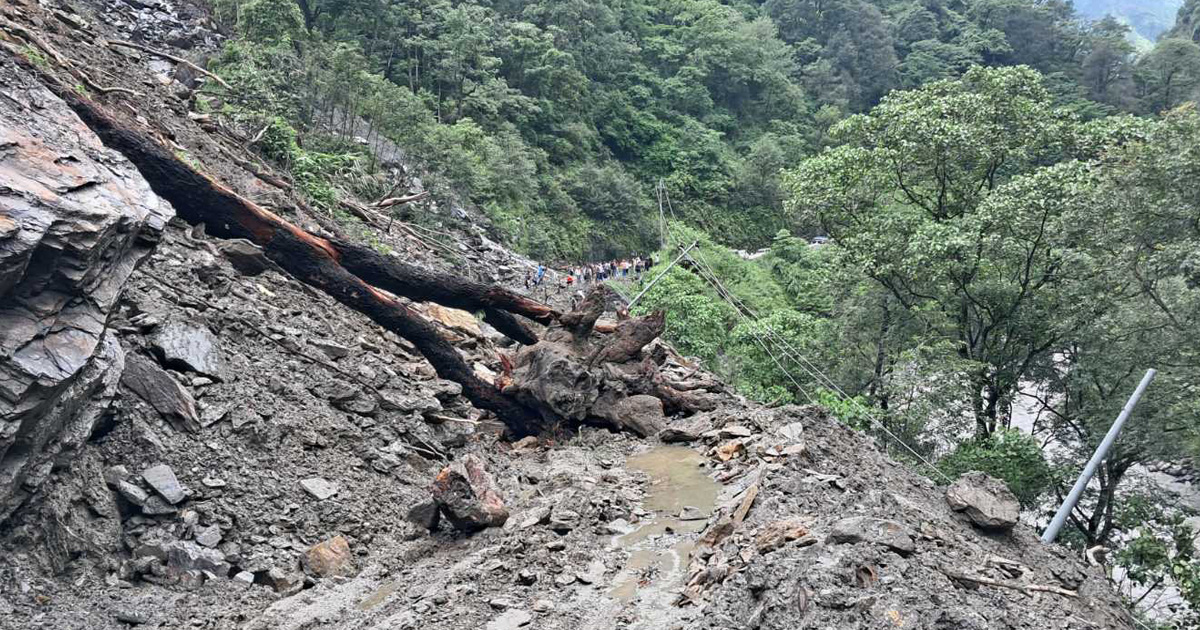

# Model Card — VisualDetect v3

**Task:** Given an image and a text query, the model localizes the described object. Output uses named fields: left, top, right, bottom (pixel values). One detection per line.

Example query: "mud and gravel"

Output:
left=0, top=1, right=1138, bottom=628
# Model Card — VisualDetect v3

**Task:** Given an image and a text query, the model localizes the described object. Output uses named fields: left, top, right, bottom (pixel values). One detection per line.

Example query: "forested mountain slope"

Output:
left=200, top=0, right=1200, bottom=259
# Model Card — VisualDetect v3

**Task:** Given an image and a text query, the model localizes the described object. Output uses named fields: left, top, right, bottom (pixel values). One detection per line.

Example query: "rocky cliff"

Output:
left=0, top=1, right=1139, bottom=629
left=0, top=52, right=171, bottom=523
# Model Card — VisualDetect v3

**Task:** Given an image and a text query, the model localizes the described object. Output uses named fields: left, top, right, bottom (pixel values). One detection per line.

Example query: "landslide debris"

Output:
left=0, top=2, right=1136, bottom=630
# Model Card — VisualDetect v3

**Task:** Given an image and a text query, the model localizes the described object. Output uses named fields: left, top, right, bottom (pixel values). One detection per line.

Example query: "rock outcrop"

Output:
left=0, top=55, right=172, bottom=520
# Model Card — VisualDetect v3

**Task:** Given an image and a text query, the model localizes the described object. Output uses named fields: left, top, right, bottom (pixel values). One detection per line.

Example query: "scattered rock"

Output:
left=430, top=455, right=508, bottom=533
left=121, top=354, right=201, bottom=433
left=141, top=464, right=186, bottom=504
left=232, top=571, right=255, bottom=587
left=828, top=517, right=915, bottom=555
left=115, top=481, right=150, bottom=507
left=300, top=477, right=339, bottom=500
left=755, top=519, right=813, bottom=554
left=201, top=477, right=227, bottom=488
left=141, top=496, right=177, bottom=515
left=945, top=471, right=1020, bottom=532
left=310, top=338, right=351, bottom=360
left=532, top=599, right=553, bottom=613
left=218, top=239, right=273, bottom=276
left=104, top=466, right=131, bottom=487
left=576, top=559, right=606, bottom=584
left=678, top=505, right=707, bottom=521
left=150, top=321, right=227, bottom=381
left=486, top=609, right=532, bottom=630
left=548, top=508, right=580, bottom=533
left=303, top=535, right=353, bottom=577
left=777, top=421, right=804, bottom=442
left=114, top=609, right=150, bottom=625
left=195, top=525, right=222, bottom=548
left=265, top=567, right=304, bottom=595
left=407, top=498, right=442, bottom=531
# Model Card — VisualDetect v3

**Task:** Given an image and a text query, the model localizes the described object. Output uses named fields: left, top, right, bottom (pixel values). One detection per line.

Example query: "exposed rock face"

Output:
left=945, top=471, right=1021, bottom=532
left=0, top=57, right=172, bottom=520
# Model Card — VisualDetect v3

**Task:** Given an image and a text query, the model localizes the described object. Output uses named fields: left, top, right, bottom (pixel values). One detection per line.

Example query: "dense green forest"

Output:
left=204, top=0, right=1200, bottom=259
left=200, top=0, right=1200, bottom=624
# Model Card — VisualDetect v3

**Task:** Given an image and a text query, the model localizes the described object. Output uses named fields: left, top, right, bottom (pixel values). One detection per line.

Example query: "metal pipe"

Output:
left=1041, top=368, right=1157, bottom=544
left=627, top=240, right=697, bottom=311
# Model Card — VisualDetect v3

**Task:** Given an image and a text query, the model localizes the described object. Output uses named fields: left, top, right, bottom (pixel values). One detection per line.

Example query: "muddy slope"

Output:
left=0, top=1, right=1134, bottom=629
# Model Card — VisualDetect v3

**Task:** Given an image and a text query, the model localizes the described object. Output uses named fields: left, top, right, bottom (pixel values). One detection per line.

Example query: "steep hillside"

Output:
left=1075, top=0, right=1184, bottom=45
left=0, top=1, right=1140, bottom=629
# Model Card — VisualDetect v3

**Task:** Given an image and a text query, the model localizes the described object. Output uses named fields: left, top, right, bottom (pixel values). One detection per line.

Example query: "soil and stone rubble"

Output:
left=0, top=0, right=1138, bottom=628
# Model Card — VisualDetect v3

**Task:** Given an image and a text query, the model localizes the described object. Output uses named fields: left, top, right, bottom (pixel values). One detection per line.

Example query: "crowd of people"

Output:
left=524, top=255, right=658, bottom=294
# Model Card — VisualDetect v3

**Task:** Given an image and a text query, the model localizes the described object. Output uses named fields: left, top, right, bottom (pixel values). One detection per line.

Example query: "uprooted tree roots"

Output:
left=8, top=48, right=722, bottom=439
left=502, top=285, right=724, bottom=436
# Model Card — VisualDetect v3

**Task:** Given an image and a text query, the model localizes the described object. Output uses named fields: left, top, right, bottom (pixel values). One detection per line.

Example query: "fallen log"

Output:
left=105, top=39, right=232, bottom=90
left=333, top=239, right=558, bottom=328
left=16, top=52, right=546, bottom=436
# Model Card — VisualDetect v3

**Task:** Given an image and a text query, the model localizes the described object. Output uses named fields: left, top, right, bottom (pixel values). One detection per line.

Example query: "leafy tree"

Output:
left=1135, top=38, right=1200, bottom=113
left=938, top=429, right=1055, bottom=508
left=786, top=66, right=1120, bottom=437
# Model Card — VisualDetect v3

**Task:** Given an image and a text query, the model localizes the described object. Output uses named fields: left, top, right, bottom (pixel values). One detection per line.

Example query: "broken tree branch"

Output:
left=376, top=191, right=429, bottom=208
left=105, top=39, right=232, bottom=90
left=942, top=568, right=1078, bottom=598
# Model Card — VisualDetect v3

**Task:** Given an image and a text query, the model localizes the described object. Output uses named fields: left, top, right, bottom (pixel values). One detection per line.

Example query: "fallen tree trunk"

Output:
left=16, top=53, right=546, bottom=436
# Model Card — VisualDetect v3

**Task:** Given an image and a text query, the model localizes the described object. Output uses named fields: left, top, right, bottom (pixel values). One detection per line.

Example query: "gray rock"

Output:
left=548, top=508, right=581, bottom=533
left=827, top=516, right=915, bottom=555
left=678, top=505, right=707, bottom=521
left=486, top=609, right=533, bottom=630
left=300, top=477, right=339, bottom=500
left=407, top=498, right=441, bottom=531
left=232, top=571, right=255, bottom=587
left=945, top=471, right=1020, bottom=532
left=115, top=481, right=150, bottom=507
left=576, top=559, right=606, bottom=584
left=165, top=541, right=230, bottom=577
left=195, top=525, right=222, bottom=548
left=265, top=567, right=304, bottom=595
left=777, top=421, right=804, bottom=442
left=217, top=239, right=272, bottom=276
left=114, top=609, right=150, bottom=625
left=104, top=465, right=131, bottom=487
left=150, top=321, right=226, bottom=381
left=121, top=354, right=201, bottom=433
left=141, top=496, right=176, bottom=515
left=598, top=394, right=667, bottom=437
left=311, top=339, right=351, bottom=360
left=142, top=464, right=186, bottom=504
left=0, top=59, right=170, bottom=521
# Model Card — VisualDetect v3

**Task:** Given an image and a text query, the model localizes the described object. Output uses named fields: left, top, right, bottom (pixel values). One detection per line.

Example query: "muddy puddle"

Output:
left=608, top=446, right=719, bottom=612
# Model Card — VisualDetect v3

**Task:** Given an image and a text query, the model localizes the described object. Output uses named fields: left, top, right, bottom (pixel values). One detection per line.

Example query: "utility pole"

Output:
left=657, top=179, right=666, bottom=249
left=628, top=240, right=696, bottom=311
left=1041, top=368, right=1157, bottom=544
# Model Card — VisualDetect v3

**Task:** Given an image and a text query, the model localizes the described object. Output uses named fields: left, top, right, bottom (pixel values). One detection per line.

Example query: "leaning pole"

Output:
left=1041, top=368, right=1157, bottom=544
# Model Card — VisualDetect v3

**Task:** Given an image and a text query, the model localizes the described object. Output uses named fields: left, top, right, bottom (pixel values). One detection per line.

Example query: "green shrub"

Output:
left=937, top=429, right=1052, bottom=508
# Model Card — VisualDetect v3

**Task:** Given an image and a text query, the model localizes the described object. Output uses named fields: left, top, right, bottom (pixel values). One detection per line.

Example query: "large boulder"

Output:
left=0, top=58, right=172, bottom=520
left=945, top=471, right=1020, bottom=532
left=430, top=454, right=508, bottom=533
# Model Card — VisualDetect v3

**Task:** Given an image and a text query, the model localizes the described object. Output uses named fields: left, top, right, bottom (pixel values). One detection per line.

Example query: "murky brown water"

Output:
left=608, top=446, right=719, bottom=605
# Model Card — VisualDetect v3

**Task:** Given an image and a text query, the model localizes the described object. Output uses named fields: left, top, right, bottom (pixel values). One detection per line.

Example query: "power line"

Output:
left=657, top=186, right=951, bottom=482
